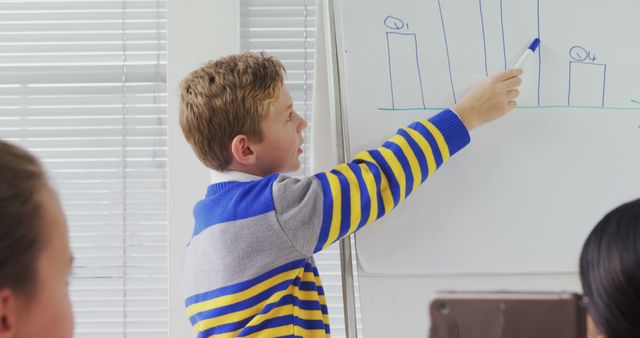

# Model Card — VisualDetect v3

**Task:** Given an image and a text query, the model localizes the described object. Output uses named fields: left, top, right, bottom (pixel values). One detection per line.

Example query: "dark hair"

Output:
left=579, top=198, right=640, bottom=338
left=0, top=140, right=47, bottom=295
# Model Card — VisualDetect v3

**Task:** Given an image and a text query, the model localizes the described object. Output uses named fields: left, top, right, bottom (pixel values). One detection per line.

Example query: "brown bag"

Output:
left=429, top=292, right=586, bottom=338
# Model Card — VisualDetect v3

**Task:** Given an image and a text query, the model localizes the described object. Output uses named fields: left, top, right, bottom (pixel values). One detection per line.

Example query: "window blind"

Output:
left=0, top=1, right=168, bottom=337
left=240, top=1, right=363, bottom=336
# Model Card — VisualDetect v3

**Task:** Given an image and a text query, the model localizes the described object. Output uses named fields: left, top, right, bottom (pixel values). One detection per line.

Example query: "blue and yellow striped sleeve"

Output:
left=312, top=109, right=470, bottom=252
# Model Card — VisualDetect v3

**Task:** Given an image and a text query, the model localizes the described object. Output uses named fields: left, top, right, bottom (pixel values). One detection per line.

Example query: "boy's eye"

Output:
left=287, top=111, right=293, bottom=121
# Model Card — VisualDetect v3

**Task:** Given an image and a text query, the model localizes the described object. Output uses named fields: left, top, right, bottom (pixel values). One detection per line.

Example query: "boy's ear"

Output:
left=230, top=134, right=257, bottom=166
left=0, top=288, right=18, bottom=337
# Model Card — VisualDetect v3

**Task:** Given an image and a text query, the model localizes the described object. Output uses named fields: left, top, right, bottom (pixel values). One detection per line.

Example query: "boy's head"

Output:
left=180, top=52, right=307, bottom=175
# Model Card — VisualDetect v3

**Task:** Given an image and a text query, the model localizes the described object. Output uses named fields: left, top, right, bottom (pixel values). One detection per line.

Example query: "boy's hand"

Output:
left=453, top=68, right=523, bottom=130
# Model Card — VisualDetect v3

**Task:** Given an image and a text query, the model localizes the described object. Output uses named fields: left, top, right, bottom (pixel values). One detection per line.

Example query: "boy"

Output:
left=180, top=52, right=522, bottom=337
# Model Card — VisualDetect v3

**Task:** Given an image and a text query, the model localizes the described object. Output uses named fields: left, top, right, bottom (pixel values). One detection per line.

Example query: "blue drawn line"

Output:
left=517, top=105, right=637, bottom=110
left=479, top=0, right=489, bottom=76
left=500, top=0, right=507, bottom=70
left=537, top=0, right=541, bottom=105
left=412, top=33, right=427, bottom=109
left=568, top=61, right=607, bottom=107
left=386, top=32, right=427, bottom=109
left=568, top=59, right=572, bottom=105
left=385, top=32, right=395, bottom=109
left=384, top=16, right=406, bottom=30
left=632, top=100, right=640, bottom=105
left=602, top=64, right=607, bottom=108
left=379, top=107, right=446, bottom=111
left=378, top=105, right=640, bottom=112
left=437, top=0, right=457, bottom=103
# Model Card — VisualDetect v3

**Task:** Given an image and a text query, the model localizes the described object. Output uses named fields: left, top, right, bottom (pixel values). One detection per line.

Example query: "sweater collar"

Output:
left=210, top=170, right=262, bottom=184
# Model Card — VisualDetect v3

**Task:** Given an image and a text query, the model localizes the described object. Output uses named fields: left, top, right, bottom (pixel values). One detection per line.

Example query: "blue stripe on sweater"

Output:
left=298, top=281, right=324, bottom=296
left=312, top=172, right=333, bottom=253
left=330, top=169, right=352, bottom=243
left=382, top=137, right=414, bottom=197
left=429, top=109, right=471, bottom=156
left=185, top=259, right=305, bottom=307
left=192, top=174, right=280, bottom=236
left=408, top=121, right=444, bottom=169
left=197, top=316, right=254, bottom=338
left=369, top=149, right=400, bottom=208
left=195, top=294, right=327, bottom=336
left=189, top=278, right=296, bottom=325
left=237, top=315, right=326, bottom=336
left=398, top=128, right=428, bottom=183
left=349, top=163, right=371, bottom=231
left=368, top=161, right=386, bottom=220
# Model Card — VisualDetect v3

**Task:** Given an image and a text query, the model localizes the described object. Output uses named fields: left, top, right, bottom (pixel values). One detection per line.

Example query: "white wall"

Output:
left=167, top=1, right=239, bottom=336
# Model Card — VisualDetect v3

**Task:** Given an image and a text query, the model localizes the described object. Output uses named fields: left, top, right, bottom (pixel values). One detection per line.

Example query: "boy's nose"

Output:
left=298, top=114, right=308, bottom=132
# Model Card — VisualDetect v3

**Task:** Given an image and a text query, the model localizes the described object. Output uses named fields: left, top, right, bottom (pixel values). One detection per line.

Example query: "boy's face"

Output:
left=253, top=85, right=308, bottom=175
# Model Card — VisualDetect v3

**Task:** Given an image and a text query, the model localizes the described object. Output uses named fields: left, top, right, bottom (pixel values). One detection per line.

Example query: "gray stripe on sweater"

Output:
left=181, top=211, right=304, bottom=298
left=272, top=175, right=324, bottom=256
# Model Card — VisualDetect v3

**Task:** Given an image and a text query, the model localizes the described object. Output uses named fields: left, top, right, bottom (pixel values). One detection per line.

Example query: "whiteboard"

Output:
left=333, top=0, right=640, bottom=274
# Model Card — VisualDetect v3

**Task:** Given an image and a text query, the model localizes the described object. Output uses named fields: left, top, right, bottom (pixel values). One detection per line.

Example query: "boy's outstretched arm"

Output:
left=453, top=68, right=523, bottom=130
left=273, top=69, right=523, bottom=256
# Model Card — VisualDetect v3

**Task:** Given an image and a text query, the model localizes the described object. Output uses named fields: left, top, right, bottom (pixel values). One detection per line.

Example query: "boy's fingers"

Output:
left=496, top=68, right=524, bottom=80
left=507, top=89, right=520, bottom=100
left=502, top=76, right=523, bottom=90
left=507, top=100, right=517, bottom=111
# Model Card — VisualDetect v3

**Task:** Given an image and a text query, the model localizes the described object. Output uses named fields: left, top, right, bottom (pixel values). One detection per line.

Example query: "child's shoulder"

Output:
left=191, top=173, right=281, bottom=234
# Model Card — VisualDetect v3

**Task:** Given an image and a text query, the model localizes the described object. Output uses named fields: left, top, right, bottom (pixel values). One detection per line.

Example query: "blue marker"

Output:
left=513, top=38, right=540, bottom=69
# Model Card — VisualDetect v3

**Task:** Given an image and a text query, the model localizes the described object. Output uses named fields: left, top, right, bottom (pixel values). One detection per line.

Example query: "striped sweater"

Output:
left=182, top=109, right=470, bottom=337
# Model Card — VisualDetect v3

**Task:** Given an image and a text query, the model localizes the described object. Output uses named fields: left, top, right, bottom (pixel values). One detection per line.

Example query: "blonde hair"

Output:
left=179, top=52, right=285, bottom=170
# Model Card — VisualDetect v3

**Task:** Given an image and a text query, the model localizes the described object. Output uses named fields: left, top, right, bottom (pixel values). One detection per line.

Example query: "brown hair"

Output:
left=0, top=140, right=47, bottom=295
left=179, top=52, right=285, bottom=171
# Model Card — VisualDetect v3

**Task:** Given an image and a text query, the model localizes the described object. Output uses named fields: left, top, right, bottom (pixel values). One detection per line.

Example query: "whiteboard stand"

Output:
left=323, top=0, right=359, bottom=336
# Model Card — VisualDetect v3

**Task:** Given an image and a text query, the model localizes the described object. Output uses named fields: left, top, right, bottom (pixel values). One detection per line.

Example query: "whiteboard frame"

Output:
left=324, top=0, right=359, bottom=337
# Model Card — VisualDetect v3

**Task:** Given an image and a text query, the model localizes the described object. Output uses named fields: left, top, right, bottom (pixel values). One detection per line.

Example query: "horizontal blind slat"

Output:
left=0, top=0, right=168, bottom=335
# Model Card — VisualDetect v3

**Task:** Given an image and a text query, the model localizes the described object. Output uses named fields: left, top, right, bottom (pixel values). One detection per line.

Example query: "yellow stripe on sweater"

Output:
left=378, top=147, right=406, bottom=205
left=389, top=133, right=423, bottom=194
left=353, top=152, right=379, bottom=226
left=300, top=271, right=317, bottom=282
left=293, top=307, right=326, bottom=322
left=312, top=274, right=330, bottom=325
left=354, top=151, right=393, bottom=216
left=405, top=128, right=436, bottom=178
left=293, top=327, right=330, bottom=338
left=324, top=171, right=342, bottom=248
left=243, top=302, right=325, bottom=333
left=242, top=325, right=293, bottom=338
left=295, top=290, right=323, bottom=302
left=419, top=120, right=450, bottom=161
left=194, top=266, right=320, bottom=331
left=205, top=328, right=242, bottom=338
left=186, top=267, right=299, bottom=316
left=243, top=300, right=293, bottom=328
left=244, top=325, right=327, bottom=338
left=193, top=288, right=289, bottom=332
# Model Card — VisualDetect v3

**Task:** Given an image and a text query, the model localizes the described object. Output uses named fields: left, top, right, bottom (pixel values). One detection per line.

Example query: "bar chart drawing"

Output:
left=568, top=61, right=607, bottom=107
left=385, top=16, right=426, bottom=109
left=376, top=1, right=639, bottom=112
